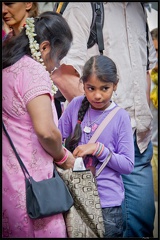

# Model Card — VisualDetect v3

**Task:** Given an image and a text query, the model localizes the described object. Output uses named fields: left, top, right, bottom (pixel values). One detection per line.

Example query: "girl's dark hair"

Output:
left=66, top=55, right=119, bottom=152
left=82, top=55, right=118, bottom=84
left=2, top=11, right=73, bottom=69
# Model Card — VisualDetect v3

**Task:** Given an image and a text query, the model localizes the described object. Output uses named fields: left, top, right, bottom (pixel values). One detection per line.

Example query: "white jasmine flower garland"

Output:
left=25, top=17, right=58, bottom=95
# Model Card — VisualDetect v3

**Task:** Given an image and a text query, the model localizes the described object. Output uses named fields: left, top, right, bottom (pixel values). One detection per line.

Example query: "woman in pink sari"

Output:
left=2, top=11, right=74, bottom=238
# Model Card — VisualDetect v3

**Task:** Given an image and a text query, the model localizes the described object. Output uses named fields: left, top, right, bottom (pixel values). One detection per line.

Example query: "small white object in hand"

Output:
left=73, top=157, right=86, bottom=171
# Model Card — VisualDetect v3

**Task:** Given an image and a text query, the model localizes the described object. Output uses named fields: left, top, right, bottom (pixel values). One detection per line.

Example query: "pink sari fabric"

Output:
left=2, top=55, right=67, bottom=238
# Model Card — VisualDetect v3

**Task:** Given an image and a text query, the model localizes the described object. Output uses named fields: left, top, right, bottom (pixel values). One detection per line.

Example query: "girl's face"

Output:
left=83, top=74, right=117, bottom=110
left=2, top=2, right=33, bottom=34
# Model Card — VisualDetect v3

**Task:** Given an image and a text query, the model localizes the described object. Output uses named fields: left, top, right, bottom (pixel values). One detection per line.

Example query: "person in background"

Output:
left=51, top=2, right=157, bottom=237
left=58, top=55, right=134, bottom=238
left=2, top=2, right=38, bottom=42
left=150, top=27, right=158, bottom=239
left=2, top=11, right=74, bottom=238
left=150, top=28, right=158, bottom=198
left=38, top=2, right=55, bottom=14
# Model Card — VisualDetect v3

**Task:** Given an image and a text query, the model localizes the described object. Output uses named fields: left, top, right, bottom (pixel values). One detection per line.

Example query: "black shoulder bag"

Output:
left=2, top=121, right=74, bottom=219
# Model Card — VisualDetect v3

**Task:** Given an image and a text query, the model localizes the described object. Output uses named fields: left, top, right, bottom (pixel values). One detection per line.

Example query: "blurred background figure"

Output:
left=38, top=2, right=55, bottom=13
left=150, top=27, right=158, bottom=239
left=2, top=2, right=38, bottom=42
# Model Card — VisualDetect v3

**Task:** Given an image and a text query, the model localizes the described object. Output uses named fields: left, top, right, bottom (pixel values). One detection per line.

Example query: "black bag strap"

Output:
left=146, top=23, right=150, bottom=70
left=94, top=2, right=104, bottom=55
left=54, top=2, right=104, bottom=55
left=2, top=121, right=30, bottom=179
left=87, top=2, right=104, bottom=54
left=141, top=2, right=150, bottom=70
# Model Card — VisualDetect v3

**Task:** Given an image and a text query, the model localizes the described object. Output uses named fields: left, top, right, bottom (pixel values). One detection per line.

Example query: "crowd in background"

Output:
left=2, top=2, right=158, bottom=238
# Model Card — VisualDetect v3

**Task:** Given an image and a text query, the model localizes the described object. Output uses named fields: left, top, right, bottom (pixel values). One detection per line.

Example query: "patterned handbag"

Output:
left=57, top=152, right=111, bottom=238
left=57, top=107, right=120, bottom=238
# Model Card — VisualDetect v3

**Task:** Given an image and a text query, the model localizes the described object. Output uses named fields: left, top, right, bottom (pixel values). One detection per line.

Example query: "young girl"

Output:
left=58, top=55, right=134, bottom=238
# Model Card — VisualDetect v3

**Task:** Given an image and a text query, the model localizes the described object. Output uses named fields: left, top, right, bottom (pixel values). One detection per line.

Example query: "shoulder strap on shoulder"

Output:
left=87, top=2, right=104, bottom=55
left=88, top=106, right=121, bottom=143
left=54, top=2, right=105, bottom=55
left=95, top=2, right=104, bottom=55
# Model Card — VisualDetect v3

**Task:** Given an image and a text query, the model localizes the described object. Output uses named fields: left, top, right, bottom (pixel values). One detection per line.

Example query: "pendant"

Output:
left=83, top=126, right=91, bottom=133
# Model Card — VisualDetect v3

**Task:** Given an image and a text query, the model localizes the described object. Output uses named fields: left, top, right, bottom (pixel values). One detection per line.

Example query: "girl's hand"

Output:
left=73, top=143, right=97, bottom=158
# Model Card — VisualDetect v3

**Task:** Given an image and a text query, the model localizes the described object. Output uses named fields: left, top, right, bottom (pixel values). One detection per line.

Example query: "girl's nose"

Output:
left=94, top=91, right=102, bottom=99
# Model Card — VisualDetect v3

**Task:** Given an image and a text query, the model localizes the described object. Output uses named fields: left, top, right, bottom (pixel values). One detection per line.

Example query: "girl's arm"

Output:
left=73, top=111, right=134, bottom=175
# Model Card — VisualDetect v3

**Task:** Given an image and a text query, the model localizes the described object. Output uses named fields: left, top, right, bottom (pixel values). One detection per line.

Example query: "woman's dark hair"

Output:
left=2, top=11, right=73, bottom=69
left=66, top=55, right=119, bottom=152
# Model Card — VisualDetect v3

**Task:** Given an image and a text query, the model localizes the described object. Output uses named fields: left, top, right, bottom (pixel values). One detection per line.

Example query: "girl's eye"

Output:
left=88, top=87, right=94, bottom=91
left=103, top=87, right=109, bottom=91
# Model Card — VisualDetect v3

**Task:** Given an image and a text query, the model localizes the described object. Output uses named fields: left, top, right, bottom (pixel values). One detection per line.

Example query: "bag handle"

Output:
left=88, top=106, right=121, bottom=176
left=95, top=150, right=112, bottom=177
left=2, top=121, right=30, bottom=179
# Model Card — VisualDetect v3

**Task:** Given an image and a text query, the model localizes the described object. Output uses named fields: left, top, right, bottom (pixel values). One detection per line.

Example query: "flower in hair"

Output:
left=25, top=17, right=58, bottom=95
left=25, top=18, right=43, bottom=63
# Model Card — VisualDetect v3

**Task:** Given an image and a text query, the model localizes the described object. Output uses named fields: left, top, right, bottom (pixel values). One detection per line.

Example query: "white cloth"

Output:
left=73, top=157, right=86, bottom=171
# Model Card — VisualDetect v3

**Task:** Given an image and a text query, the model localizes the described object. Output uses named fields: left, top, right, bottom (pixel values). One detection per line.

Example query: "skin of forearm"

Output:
left=37, top=129, right=65, bottom=161
left=27, top=95, right=66, bottom=161
left=52, top=64, right=84, bottom=102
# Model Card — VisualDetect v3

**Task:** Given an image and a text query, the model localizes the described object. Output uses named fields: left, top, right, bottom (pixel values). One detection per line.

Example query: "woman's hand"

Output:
left=73, top=143, right=97, bottom=158
left=56, top=150, right=75, bottom=170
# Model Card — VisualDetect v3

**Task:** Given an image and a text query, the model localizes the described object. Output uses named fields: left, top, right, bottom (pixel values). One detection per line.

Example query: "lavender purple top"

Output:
left=58, top=96, right=134, bottom=208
